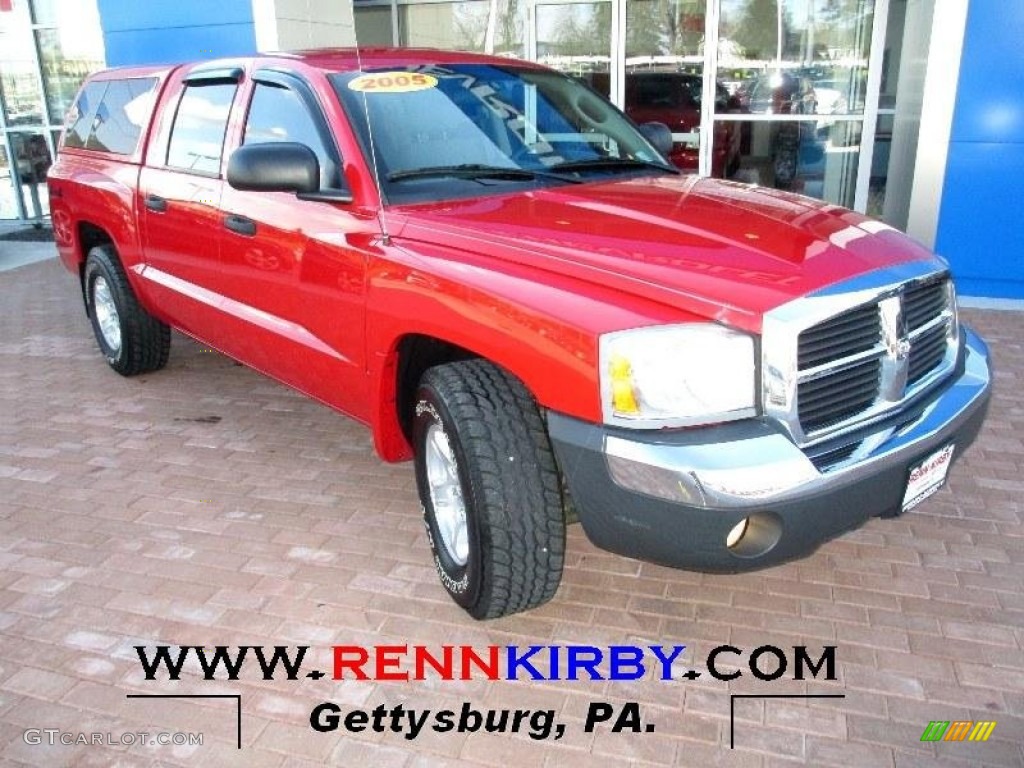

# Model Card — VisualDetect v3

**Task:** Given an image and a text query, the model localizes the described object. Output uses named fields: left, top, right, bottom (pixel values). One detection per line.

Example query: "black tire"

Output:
left=413, top=360, right=565, bottom=619
left=83, top=245, right=170, bottom=376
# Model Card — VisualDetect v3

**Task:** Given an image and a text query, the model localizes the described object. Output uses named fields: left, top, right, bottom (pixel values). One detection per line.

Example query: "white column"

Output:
left=252, top=0, right=281, bottom=51
left=903, top=0, right=969, bottom=247
left=252, top=0, right=357, bottom=52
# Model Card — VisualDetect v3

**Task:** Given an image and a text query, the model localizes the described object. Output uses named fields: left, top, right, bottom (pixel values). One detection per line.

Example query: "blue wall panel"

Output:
left=97, top=0, right=255, bottom=33
left=936, top=1, right=1024, bottom=299
left=936, top=142, right=1024, bottom=298
left=97, top=0, right=256, bottom=67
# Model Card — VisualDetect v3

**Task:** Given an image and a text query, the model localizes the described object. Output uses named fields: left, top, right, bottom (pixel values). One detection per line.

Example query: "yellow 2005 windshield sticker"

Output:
left=348, top=72, right=438, bottom=93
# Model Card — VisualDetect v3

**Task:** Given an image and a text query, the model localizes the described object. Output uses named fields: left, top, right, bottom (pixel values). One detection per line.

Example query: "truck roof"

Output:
left=272, top=47, right=548, bottom=72
left=93, top=48, right=545, bottom=78
left=86, top=64, right=177, bottom=80
left=80, top=48, right=545, bottom=87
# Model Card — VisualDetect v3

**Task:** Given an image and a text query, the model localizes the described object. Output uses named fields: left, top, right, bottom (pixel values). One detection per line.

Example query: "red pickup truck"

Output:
left=48, top=49, right=991, bottom=619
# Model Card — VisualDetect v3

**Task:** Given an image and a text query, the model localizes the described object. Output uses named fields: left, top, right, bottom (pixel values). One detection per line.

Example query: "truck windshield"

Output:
left=330, top=64, right=676, bottom=204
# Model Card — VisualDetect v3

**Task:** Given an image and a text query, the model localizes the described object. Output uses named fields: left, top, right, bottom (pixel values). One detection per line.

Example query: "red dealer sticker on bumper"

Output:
left=902, top=443, right=955, bottom=512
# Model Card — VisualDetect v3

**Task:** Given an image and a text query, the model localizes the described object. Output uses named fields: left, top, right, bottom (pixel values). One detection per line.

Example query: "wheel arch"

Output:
left=371, top=323, right=596, bottom=463
left=373, top=333, right=488, bottom=462
left=396, top=334, right=477, bottom=439
left=76, top=222, right=116, bottom=313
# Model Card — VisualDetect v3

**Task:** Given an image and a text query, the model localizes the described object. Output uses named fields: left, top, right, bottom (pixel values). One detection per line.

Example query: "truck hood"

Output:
left=388, top=175, right=938, bottom=333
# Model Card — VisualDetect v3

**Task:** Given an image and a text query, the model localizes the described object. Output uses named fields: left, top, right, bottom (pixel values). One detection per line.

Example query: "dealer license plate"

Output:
left=902, top=443, right=955, bottom=512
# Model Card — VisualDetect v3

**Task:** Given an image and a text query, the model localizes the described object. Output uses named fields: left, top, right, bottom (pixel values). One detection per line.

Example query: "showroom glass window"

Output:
left=623, top=1, right=712, bottom=175
left=713, top=0, right=876, bottom=207
left=354, top=0, right=524, bottom=58
left=0, top=0, right=105, bottom=220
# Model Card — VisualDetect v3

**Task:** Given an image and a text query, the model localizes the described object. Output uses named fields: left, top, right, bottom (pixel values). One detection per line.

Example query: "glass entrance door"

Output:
left=706, top=0, right=885, bottom=208
left=526, top=0, right=891, bottom=208
left=528, top=0, right=617, bottom=100
left=623, top=1, right=718, bottom=176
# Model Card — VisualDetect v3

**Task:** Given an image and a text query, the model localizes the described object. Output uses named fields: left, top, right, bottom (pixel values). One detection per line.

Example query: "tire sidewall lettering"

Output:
left=414, top=397, right=475, bottom=601
left=86, top=261, right=123, bottom=365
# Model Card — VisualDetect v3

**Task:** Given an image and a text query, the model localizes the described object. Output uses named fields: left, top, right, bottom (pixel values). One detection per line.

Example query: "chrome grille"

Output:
left=798, top=357, right=881, bottom=432
left=794, top=277, right=953, bottom=436
left=909, top=323, right=949, bottom=383
left=762, top=262, right=959, bottom=448
left=905, top=280, right=953, bottom=384
left=797, top=302, right=882, bottom=431
left=904, top=279, right=949, bottom=330
left=808, top=441, right=859, bottom=472
left=797, top=303, right=880, bottom=369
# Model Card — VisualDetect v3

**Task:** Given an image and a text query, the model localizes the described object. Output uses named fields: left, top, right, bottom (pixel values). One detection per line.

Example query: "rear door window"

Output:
left=166, top=82, right=237, bottom=175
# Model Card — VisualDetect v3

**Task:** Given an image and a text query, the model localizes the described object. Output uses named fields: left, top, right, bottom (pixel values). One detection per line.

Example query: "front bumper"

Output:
left=548, top=327, right=991, bottom=572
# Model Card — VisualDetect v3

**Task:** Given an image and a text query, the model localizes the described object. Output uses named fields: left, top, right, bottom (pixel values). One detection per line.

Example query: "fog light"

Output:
left=727, top=511, right=783, bottom=558
left=726, top=518, right=750, bottom=549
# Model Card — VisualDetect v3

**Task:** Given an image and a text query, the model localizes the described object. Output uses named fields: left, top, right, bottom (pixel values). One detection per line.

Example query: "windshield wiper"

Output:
left=387, top=163, right=580, bottom=183
left=548, top=157, right=680, bottom=175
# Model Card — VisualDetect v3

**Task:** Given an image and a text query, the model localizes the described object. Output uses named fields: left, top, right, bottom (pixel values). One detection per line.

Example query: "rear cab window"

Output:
left=629, top=77, right=692, bottom=110
left=61, top=76, right=159, bottom=157
left=63, top=82, right=106, bottom=150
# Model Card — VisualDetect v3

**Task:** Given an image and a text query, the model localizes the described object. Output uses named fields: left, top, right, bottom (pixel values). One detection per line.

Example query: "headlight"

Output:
left=599, top=324, right=757, bottom=428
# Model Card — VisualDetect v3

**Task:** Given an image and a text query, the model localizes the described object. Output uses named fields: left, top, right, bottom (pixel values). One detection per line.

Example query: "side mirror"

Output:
left=227, top=142, right=320, bottom=194
left=638, top=121, right=674, bottom=158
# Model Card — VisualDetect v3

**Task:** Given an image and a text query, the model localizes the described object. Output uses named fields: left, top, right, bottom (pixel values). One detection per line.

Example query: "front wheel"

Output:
left=413, top=360, right=565, bottom=619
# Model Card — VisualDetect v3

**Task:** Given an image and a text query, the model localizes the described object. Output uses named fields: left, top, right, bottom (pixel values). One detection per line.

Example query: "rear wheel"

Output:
left=413, top=360, right=565, bottom=619
left=84, top=245, right=170, bottom=376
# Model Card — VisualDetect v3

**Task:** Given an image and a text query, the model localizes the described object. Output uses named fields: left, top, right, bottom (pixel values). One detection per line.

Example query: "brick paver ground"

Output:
left=0, top=254, right=1021, bottom=767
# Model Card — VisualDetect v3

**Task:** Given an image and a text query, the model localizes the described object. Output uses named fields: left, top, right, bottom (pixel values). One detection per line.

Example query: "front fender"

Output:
left=365, top=239, right=696, bottom=461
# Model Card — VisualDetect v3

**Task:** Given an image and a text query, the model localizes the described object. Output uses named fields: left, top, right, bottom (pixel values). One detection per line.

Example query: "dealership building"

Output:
left=0, top=0, right=1020, bottom=299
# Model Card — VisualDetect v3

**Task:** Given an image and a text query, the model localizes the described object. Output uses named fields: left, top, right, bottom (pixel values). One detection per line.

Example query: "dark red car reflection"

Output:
left=590, top=72, right=742, bottom=177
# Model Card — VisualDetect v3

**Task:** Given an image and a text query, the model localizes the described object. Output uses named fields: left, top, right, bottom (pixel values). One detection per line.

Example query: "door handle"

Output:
left=145, top=193, right=167, bottom=212
left=224, top=214, right=256, bottom=237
